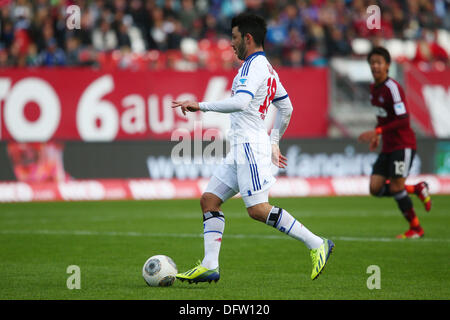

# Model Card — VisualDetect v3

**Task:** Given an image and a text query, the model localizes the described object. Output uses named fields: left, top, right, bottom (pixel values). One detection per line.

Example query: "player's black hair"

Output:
left=367, top=46, right=391, bottom=64
left=231, top=13, right=267, bottom=47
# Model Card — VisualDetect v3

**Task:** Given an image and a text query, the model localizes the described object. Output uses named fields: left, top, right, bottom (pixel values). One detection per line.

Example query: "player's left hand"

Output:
left=171, top=100, right=200, bottom=115
left=358, top=130, right=377, bottom=144
left=369, top=135, right=380, bottom=151
left=271, top=144, right=287, bottom=169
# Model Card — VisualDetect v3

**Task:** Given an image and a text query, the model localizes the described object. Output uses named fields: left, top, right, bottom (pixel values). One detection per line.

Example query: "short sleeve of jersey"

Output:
left=385, top=79, right=407, bottom=117
left=272, top=77, right=288, bottom=104
left=235, top=57, right=266, bottom=98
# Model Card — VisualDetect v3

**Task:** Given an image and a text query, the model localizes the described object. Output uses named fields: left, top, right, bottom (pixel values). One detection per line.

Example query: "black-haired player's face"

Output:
left=231, top=26, right=247, bottom=60
left=369, top=54, right=389, bottom=83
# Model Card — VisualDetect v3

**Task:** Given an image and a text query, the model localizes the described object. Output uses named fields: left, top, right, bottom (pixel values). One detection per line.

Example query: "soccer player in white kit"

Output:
left=172, top=13, right=334, bottom=282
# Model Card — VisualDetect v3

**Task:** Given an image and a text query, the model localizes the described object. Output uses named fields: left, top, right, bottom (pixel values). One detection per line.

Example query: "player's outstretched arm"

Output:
left=172, top=92, right=252, bottom=115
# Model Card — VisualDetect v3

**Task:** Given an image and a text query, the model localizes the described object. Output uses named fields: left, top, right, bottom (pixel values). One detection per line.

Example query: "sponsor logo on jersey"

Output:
left=394, top=102, right=406, bottom=115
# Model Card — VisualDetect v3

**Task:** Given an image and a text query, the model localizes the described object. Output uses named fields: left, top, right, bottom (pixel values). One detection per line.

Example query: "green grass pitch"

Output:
left=0, top=196, right=449, bottom=300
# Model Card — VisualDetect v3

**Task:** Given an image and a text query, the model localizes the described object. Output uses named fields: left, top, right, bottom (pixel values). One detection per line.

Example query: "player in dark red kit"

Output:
left=358, top=47, right=431, bottom=239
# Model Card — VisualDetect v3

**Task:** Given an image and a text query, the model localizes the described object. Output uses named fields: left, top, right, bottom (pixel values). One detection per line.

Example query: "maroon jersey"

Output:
left=370, top=77, right=416, bottom=153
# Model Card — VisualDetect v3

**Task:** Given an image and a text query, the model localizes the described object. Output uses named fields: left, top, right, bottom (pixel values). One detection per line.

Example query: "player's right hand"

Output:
left=171, top=100, right=200, bottom=115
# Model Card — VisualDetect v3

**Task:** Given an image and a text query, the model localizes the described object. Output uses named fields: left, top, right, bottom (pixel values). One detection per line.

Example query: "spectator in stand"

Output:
left=287, top=47, right=304, bottom=67
left=392, top=5, right=408, bottom=38
left=162, top=0, right=179, bottom=20
left=92, top=18, right=118, bottom=52
left=65, top=36, right=82, bottom=66
left=441, top=1, right=450, bottom=30
left=179, top=0, right=198, bottom=33
left=35, top=19, right=56, bottom=52
left=412, top=28, right=449, bottom=70
left=302, top=16, right=327, bottom=66
left=266, top=13, right=288, bottom=47
left=26, top=42, right=40, bottom=66
left=39, top=38, right=66, bottom=66
left=190, top=17, right=205, bottom=40
left=0, top=0, right=448, bottom=69
left=325, top=27, right=352, bottom=58
left=351, top=0, right=371, bottom=38
left=0, top=45, right=10, bottom=67
left=285, top=27, right=305, bottom=53
left=202, top=13, right=220, bottom=40
left=281, top=3, right=303, bottom=34
left=301, top=0, right=322, bottom=23
left=116, top=21, right=132, bottom=49
left=377, top=9, right=394, bottom=39
left=11, top=0, right=32, bottom=24
left=418, top=0, right=441, bottom=30
left=149, top=6, right=170, bottom=51
left=167, top=17, right=184, bottom=50
left=0, top=19, right=15, bottom=49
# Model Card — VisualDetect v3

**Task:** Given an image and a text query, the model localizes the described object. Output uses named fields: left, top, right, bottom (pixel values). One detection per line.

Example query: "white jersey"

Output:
left=229, top=51, right=288, bottom=146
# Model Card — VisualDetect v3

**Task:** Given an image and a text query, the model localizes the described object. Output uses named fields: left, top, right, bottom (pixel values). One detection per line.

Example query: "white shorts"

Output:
left=204, top=143, right=276, bottom=208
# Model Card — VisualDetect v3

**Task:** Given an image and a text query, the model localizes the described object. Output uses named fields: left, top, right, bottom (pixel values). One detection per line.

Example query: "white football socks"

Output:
left=266, top=206, right=323, bottom=249
left=201, top=211, right=225, bottom=270
left=201, top=207, right=322, bottom=270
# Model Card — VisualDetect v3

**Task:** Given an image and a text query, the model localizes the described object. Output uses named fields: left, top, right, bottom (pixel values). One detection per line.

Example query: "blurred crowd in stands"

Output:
left=0, top=0, right=449, bottom=70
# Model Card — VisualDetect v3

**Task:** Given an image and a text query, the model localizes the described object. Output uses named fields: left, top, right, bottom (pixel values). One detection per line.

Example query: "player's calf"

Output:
left=265, top=206, right=323, bottom=249
left=393, top=190, right=422, bottom=231
left=202, top=211, right=225, bottom=270
left=246, top=202, right=273, bottom=222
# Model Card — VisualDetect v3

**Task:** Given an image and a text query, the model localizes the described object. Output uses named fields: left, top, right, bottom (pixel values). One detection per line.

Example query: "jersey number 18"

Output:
left=259, top=77, right=276, bottom=120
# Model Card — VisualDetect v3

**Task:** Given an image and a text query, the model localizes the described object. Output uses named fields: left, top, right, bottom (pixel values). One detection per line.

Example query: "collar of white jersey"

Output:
left=244, top=51, right=265, bottom=62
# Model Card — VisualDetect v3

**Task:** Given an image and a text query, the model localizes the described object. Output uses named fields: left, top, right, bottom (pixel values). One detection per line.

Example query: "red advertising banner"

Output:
left=0, top=175, right=448, bottom=203
left=404, top=65, right=450, bottom=137
left=0, top=68, right=328, bottom=142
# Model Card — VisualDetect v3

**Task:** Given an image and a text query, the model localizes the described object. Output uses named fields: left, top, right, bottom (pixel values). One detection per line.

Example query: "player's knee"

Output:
left=369, top=175, right=388, bottom=197
left=369, top=184, right=382, bottom=196
left=200, top=192, right=222, bottom=213
left=389, top=181, right=405, bottom=194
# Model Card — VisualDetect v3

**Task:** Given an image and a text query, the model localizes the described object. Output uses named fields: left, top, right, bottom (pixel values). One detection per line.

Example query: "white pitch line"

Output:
left=0, top=229, right=449, bottom=243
